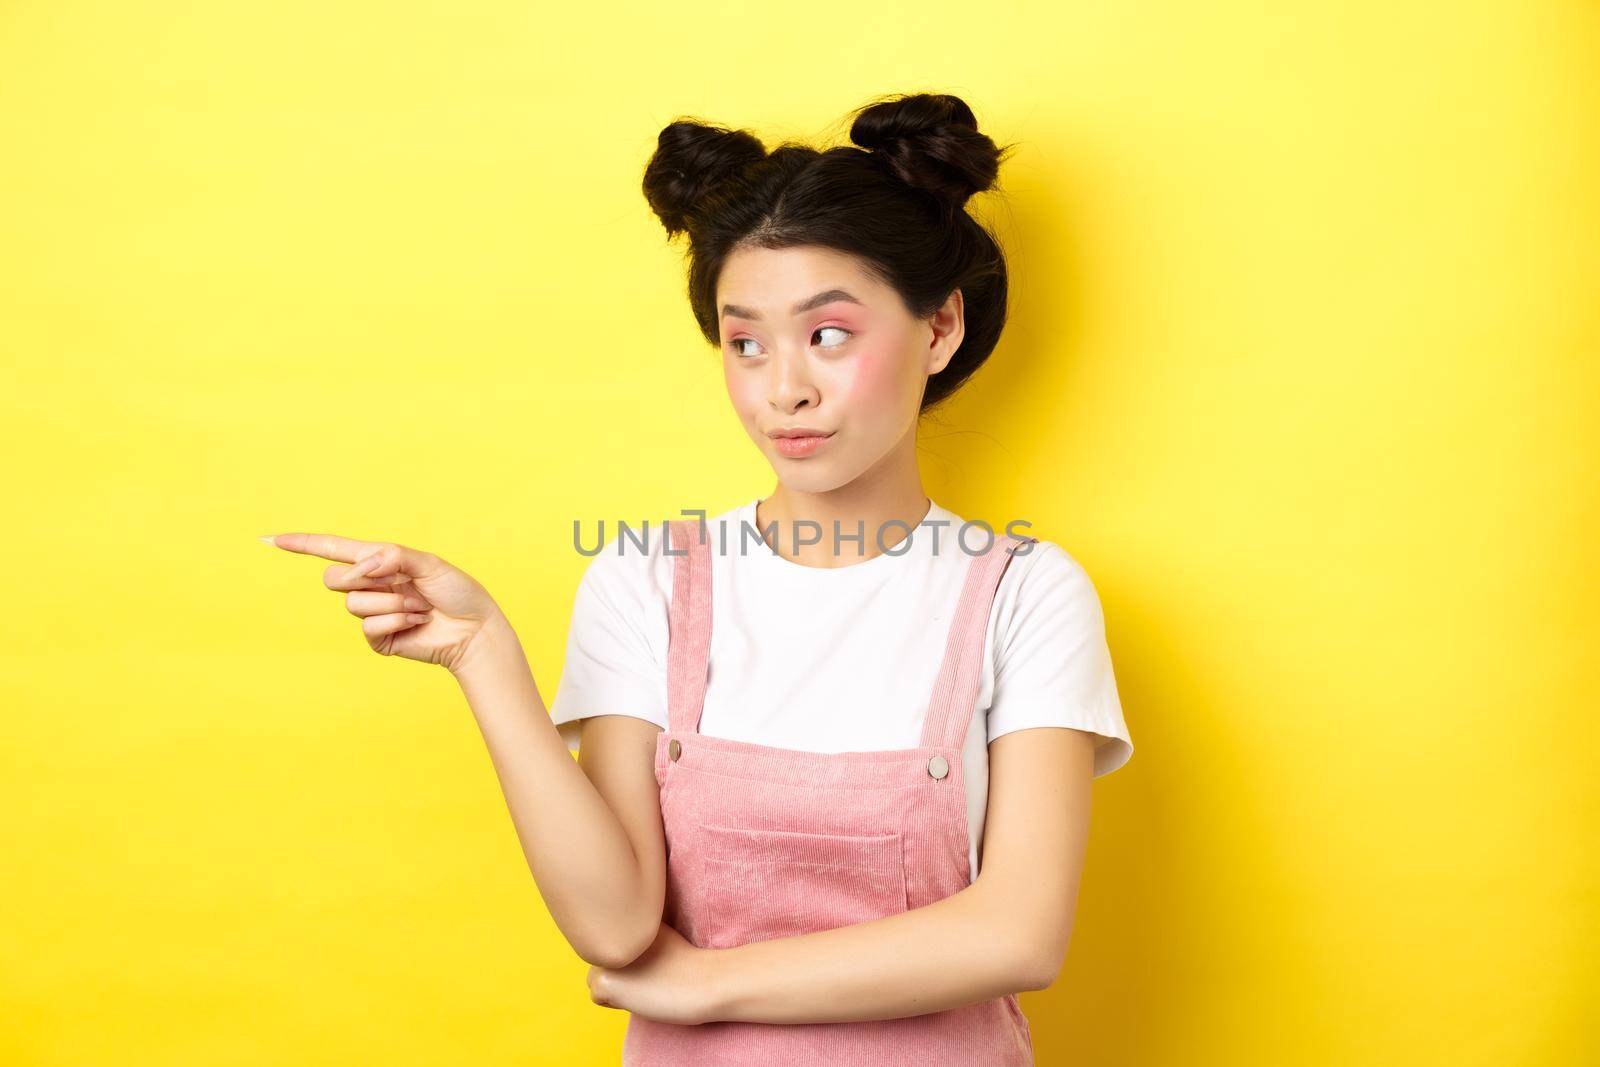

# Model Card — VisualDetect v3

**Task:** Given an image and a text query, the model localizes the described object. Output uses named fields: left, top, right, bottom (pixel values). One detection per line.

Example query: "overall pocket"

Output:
left=698, top=824, right=908, bottom=950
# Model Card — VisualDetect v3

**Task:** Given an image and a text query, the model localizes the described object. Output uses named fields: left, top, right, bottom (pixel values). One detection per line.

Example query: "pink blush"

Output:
left=842, top=343, right=902, bottom=404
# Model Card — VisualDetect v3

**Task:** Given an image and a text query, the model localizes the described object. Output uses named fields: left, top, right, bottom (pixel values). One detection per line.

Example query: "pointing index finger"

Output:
left=266, top=532, right=382, bottom=564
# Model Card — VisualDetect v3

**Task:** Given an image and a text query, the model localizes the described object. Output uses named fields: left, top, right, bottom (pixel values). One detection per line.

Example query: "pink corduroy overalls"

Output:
left=620, top=517, right=1038, bottom=1066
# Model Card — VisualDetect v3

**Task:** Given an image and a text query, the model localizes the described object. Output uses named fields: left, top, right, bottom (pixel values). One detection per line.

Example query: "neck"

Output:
left=754, top=486, right=933, bottom=568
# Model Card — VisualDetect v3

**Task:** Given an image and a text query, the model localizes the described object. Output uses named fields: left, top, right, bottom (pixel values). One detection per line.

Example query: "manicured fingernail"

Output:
left=354, top=555, right=379, bottom=574
left=408, top=613, right=431, bottom=624
left=403, top=597, right=427, bottom=610
left=259, top=535, right=277, bottom=545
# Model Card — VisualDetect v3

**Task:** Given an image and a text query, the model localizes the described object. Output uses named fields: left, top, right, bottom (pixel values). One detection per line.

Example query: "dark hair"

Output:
left=641, top=91, right=1017, bottom=413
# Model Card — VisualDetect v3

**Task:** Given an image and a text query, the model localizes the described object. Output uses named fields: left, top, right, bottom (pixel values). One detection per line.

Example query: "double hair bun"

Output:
left=642, top=92, right=1007, bottom=238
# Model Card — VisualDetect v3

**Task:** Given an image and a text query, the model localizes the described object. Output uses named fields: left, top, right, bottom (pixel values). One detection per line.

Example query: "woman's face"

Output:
left=716, top=243, right=963, bottom=494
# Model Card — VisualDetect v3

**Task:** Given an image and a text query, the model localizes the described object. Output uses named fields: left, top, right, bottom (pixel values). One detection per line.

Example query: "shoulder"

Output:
left=552, top=520, right=687, bottom=748
left=573, top=520, right=674, bottom=607
left=995, top=537, right=1108, bottom=638
left=983, top=533, right=1132, bottom=775
left=578, top=522, right=674, bottom=573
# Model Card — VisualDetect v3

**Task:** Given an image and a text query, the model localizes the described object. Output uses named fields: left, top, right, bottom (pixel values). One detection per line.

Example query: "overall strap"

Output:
left=665, top=518, right=713, bottom=735
left=919, top=532, right=1038, bottom=750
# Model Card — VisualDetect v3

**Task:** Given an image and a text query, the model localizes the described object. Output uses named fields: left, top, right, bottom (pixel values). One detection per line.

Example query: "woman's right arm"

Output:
left=265, top=531, right=667, bottom=971
left=451, top=618, right=668, bottom=970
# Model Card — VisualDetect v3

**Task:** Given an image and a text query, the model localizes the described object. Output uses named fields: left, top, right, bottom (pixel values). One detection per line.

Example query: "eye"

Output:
left=730, top=337, right=761, bottom=358
left=814, top=326, right=852, bottom=349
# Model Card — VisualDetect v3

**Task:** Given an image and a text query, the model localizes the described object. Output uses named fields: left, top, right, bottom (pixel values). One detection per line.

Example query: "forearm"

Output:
left=704, top=880, right=1051, bottom=1024
left=451, top=615, right=659, bottom=967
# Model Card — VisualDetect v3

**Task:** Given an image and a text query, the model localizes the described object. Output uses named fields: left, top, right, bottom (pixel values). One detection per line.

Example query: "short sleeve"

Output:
left=547, top=541, right=670, bottom=753
left=986, top=541, right=1133, bottom=777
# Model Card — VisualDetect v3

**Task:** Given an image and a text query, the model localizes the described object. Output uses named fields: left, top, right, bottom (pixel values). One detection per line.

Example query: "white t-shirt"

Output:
left=550, top=498, right=1133, bottom=882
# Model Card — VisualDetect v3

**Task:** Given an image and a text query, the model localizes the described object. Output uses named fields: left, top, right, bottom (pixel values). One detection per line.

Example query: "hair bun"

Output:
left=642, top=120, right=767, bottom=238
left=848, top=93, right=1005, bottom=209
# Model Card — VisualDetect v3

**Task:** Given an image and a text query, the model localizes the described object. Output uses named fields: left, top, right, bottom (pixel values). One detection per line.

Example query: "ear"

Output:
left=926, top=288, right=965, bottom=375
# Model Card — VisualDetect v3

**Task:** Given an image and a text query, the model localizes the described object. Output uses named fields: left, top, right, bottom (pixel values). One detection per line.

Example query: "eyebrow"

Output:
left=720, top=288, right=863, bottom=322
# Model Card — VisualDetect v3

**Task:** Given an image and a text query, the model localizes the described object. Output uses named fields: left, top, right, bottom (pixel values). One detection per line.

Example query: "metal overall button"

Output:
left=669, top=738, right=682, bottom=761
left=927, top=755, right=949, bottom=779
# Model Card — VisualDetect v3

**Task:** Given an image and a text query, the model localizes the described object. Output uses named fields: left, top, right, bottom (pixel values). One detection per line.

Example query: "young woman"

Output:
left=266, top=91, right=1132, bottom=1064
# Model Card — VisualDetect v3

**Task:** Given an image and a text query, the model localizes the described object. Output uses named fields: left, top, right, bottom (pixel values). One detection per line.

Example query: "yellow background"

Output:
left=2, top=2, right=1595, bottom=1064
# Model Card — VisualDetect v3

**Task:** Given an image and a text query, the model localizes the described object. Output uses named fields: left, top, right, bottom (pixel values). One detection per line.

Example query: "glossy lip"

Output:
left=767, top=427, right=833, bottom=439
left=771, top=432, right=832, bottom=458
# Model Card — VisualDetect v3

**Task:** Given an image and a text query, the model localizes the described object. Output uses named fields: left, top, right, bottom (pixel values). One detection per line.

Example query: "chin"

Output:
left=767, top=461, right=851, bottom=494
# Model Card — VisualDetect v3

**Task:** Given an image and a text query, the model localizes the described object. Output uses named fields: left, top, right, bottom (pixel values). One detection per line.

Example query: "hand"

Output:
left=266, top=532, right=509, bottom=674
left=587, top=923, right=722, bottom=1026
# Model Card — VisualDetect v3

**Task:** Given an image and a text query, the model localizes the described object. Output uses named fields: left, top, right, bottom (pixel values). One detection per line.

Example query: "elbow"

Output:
left=1013, top=927, right=1071, bottom=992
left=574, top=914, right=662, bottom=971
left=1017, top=949, right=1062, bottom=992
left=580, top=939, right=645, bottom=971
left=568, top=879, right=666, bottom=970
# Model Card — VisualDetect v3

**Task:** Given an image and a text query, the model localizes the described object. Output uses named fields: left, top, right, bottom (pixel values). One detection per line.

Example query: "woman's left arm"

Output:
left=587, top=725, right=1096, bottom=1025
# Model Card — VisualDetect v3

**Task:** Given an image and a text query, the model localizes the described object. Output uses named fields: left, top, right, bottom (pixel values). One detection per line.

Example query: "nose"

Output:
left=766, top=346, right=820, bottom=414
